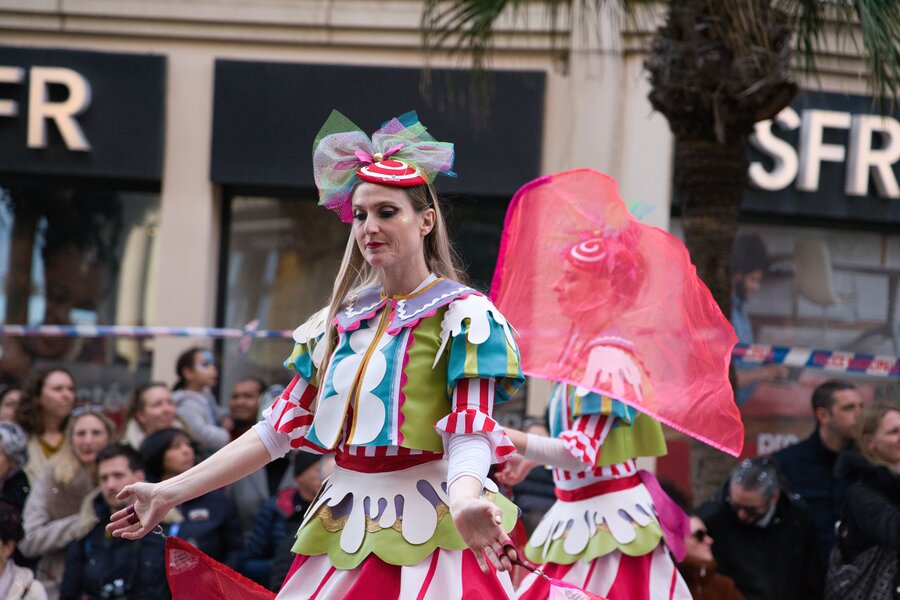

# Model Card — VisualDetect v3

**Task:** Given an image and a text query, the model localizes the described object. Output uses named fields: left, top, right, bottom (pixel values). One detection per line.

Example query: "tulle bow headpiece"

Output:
left=312, top=110, right=456, bottom=222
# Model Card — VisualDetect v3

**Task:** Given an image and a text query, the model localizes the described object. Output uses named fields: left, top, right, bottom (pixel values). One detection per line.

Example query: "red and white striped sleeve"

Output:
left=257, top=374, right=329, bottom=457
left=434, top=377, right=516, bottom=463
left=557, top=413, right=616, bottom=469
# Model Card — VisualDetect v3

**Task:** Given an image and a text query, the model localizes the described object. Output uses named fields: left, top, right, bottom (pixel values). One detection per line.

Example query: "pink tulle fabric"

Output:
left=490, top=169, right=743, bottom=456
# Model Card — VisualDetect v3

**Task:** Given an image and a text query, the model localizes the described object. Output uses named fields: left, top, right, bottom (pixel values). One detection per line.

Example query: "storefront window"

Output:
left=669, top=218, right=900, bottom=456
left=219, top=194, right=347, bottom=394
left=219, top=192, right=528, bottom=426
left=0, top=185, right=160, bottom=411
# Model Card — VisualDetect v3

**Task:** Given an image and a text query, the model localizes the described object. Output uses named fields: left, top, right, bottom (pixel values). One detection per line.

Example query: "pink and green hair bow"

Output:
left=312, top=110, right=456, bottom=222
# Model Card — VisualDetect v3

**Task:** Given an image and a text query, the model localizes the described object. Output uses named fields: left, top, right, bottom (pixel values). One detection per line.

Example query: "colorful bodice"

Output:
left=284, top=277, right=524, bottom=453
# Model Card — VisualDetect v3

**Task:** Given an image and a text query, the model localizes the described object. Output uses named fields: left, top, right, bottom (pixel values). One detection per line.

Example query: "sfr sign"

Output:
left=749, top=105, right=900, bottom=199
left=0, top=65, right=92, bottom=151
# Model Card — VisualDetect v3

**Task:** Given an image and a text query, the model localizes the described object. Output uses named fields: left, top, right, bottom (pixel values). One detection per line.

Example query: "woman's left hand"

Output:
left=451, top=496, right=517, bottom=573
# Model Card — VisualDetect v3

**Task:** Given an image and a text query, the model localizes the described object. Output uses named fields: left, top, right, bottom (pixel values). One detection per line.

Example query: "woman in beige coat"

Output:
left=16, top=367, right=76, bottom=483
left=20, top=409, right=113, bottom=599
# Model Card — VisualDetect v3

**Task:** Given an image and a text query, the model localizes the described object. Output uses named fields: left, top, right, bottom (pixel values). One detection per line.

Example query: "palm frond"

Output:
left=422, top=0, right=646, bottom=71
left=782, top=0, right=900, bottom=106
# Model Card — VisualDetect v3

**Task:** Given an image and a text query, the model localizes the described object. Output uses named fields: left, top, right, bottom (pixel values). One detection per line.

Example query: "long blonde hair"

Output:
left=315, top=183, right=465, bottom=386
left=52, top=409, right=116, bottom=486
left=857, top=400, right=900, bottom=469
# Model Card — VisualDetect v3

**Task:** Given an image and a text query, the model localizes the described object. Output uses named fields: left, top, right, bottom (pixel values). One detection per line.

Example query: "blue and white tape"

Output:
left=0, top=324, right=292, bottom=340
left=734, top=343, right=900, bottom=378
left=1, top=326, right=897, bottom=378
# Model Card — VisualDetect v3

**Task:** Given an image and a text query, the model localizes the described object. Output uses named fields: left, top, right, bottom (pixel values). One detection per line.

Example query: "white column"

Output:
left=150, top=50, right=220, bottom=384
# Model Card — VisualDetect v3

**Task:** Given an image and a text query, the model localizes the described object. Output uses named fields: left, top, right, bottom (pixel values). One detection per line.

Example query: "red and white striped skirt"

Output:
left=277, top=548, right=516, bottom=599
left=516, top=545, right=691, bottom=600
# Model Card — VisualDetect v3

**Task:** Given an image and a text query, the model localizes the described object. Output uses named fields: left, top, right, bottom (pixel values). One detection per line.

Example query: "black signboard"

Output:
left=211, top=60, right=545, bottom=197
left=744, top=90, right=900, bottom=224
left=0, top=46, right=166, bottom=182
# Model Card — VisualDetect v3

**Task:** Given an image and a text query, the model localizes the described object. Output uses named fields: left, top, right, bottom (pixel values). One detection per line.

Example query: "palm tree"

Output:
left=422, top=0, right=900, bottom=501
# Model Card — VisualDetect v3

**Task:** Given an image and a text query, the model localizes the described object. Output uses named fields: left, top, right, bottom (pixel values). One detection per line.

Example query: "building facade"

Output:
left=1, top=1, right=896, bottom=448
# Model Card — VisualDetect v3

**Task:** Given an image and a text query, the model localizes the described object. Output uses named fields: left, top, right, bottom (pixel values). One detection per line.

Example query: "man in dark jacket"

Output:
left=773, top=379, right=862, bottom=568
left=60, top=444, right=169, bottom=600
left=696, top=457, right=822, bottom=600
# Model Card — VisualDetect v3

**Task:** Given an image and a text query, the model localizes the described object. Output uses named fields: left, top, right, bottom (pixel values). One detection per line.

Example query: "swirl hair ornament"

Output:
left=567, top=229, right=646, bottom=302
left=312, top=110, right=456, bottom=222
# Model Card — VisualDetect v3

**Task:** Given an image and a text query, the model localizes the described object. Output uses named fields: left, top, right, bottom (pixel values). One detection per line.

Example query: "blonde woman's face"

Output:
left=868, top=410, right=900, bottom=466
left=72, top=414, right=110, bottom=465
left=351, top=184, right=434, bottom=271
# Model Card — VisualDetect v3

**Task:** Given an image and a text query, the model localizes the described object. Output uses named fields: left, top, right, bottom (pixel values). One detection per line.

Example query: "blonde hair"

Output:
left=857, top=400, right=900, bottom=469
left=52, top=410, right=116, bottom=486
left=315, top=184, right=465, bottom=386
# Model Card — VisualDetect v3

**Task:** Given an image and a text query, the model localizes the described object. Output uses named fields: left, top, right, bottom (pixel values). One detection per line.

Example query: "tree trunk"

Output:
left=4, top=196, right=38, bottom=324
left=675, top=134, right=748, bottom=502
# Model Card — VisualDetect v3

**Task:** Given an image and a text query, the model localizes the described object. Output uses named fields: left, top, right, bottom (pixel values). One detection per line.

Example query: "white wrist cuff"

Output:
left=446, top=433, right=492, bottom=488
left=522, top=433, right=587, bottom=471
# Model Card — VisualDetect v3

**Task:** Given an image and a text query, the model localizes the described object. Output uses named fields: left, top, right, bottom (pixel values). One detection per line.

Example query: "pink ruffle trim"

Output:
left=385, top=292, right=478, bottom=336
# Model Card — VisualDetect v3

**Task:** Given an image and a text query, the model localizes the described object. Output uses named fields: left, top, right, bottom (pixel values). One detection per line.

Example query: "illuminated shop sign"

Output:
left=0, top=46, right=165, bottom=181
left=0, top=65, right=92, bottom=151
left=744, top=91, right=900, bottom=224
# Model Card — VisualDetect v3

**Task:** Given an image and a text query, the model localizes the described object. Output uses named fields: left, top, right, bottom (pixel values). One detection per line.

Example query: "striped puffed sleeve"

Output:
left=260, top=309, right=329, bottom=454
left=433, top=295, right=525, bottom=463
left=559, top=387, right=636, bottom=469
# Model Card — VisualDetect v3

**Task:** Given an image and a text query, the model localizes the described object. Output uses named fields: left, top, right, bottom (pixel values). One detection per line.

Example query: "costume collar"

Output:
left=336, top=276, right=477, bottom=333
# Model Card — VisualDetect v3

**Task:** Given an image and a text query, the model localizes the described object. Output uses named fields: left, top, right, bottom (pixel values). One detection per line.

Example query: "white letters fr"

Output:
left=0, top=65, right=92, bottom=151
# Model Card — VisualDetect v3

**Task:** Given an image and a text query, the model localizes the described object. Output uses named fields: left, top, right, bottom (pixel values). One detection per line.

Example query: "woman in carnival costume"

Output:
left=492, top=169, right=742, bottom=600
left=106, top=110, right=524, bottom=598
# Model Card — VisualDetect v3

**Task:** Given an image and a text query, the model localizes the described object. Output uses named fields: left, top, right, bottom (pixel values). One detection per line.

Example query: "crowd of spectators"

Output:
left=0, top=347, right=319, bottom=600
left=0, top=340, right=897, bottom=600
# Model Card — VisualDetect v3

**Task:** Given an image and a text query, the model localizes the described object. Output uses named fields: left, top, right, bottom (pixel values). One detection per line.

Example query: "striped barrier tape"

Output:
left=1, top=326, right=897, bottom=378
left=0, top=324, right=293, bottom=340
left=733, top=343, right=900, bottom=378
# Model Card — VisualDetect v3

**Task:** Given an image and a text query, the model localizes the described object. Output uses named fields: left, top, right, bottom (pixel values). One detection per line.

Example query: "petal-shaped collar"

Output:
left=336, top=277, right=477, bottom=333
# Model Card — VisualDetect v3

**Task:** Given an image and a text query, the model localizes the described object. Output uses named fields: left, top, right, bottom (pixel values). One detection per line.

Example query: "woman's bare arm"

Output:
left=107, top=428, right=271, bottom=540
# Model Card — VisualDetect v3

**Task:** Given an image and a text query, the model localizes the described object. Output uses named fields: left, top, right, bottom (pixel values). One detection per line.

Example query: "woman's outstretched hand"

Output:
left=106, top=482, right=173, bottom=540
left=451, top=496, right=517, bottom=574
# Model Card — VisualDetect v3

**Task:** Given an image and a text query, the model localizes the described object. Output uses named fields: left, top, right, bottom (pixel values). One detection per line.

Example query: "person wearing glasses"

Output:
left=677, top=516, right=743, bottom=600
left=696, top=457, right=822, bottom=600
